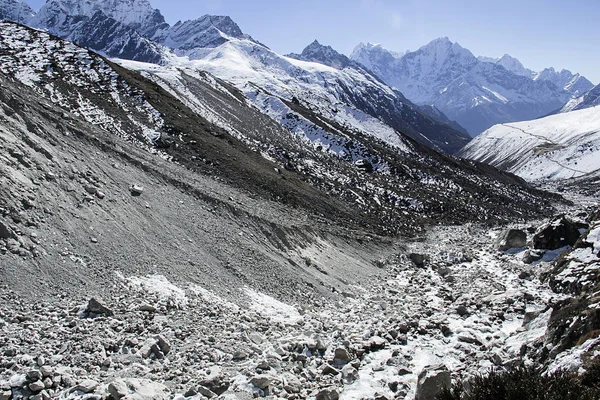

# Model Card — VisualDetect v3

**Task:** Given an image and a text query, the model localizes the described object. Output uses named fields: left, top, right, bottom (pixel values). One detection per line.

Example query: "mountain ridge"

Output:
left=350, top=39, right=594, bottom=136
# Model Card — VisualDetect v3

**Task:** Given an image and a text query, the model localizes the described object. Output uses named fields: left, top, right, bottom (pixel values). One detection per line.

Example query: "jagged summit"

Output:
left=0, top=0, right=35, bottom=23
left=163, top=15, right=252, bottom=51
left=31, top=0, right=169, bottom=38
left=287, top=39, right=358, bottom=70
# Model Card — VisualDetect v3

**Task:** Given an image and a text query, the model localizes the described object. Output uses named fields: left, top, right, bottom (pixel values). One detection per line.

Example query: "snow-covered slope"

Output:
left=459, top=106, right=600, bottom=181
left=115, top=30, right=471, bottom=153
left=0, top=0, right=34, bottom=23
left=351, top=39, right=594, bottom=136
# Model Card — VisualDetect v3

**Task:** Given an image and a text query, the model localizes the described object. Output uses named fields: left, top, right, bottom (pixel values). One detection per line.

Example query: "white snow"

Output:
left=243, top=288, right=302, bottom=325
left=461, top=105, right=600, bottom=181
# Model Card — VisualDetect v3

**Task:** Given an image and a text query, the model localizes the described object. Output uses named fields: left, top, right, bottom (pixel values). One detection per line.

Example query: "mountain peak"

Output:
left=495, top=53, right=532, bottom=77
left=31, top=0, right=169, bottom=38
left=163, top=14, right=250, bottom=52
left=0, top=0, right=35, bottom=24
left=287, top=40, right=355, bottom=70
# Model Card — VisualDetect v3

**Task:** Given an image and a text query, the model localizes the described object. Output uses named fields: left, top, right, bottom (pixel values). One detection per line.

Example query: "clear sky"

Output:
left=27, top=0, right=600, bottom=83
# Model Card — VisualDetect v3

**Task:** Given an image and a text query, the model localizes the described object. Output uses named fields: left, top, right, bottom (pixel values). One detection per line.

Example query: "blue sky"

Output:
left=27, top=0, right=600, bottom=83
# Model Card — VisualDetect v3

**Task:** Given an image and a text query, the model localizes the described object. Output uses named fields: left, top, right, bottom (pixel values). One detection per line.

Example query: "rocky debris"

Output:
left=532, top=216, right=585, bottom=250
left=0, top=219, right=591, bottom=399
left=84, top=298, right=114, bottom=317
left=497, top=229, right=527, bottom=251
left=415, top=365, right=451, bottom=400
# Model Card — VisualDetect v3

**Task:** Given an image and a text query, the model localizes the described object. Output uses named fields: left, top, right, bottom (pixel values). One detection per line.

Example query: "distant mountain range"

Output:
left=351, top=40, right=594, bottom=136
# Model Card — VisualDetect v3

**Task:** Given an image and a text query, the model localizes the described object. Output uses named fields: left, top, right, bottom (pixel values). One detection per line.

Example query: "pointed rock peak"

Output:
left=301, top=39, right=339, bottom=56
left=288, top=40, right=355, bottom=70
left=186, top=14, right=245, bottom=37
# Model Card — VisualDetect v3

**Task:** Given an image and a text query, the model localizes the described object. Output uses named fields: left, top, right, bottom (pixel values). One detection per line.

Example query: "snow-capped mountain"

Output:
left=16, top=0, right=471, bottom=153
left=287, top=40, right=365, bottom=71
left=0, top=0, right=35, bottom=23
left=533, top=68, right=593, bottom=97
left=351, top=39, right=594, bottom=136
left=30, top=0, right=169, bottom=38
left=459, top=106, right=600, bottom=181
left=162, top=15, right=257, bottom=53
left=28, top=0, right=166, bottom=63
left=560, top=83, right=600, bottom=113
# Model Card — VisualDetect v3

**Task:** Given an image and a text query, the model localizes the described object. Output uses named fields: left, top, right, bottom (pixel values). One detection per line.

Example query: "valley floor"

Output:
left=2, top=189, right=597, bottom=400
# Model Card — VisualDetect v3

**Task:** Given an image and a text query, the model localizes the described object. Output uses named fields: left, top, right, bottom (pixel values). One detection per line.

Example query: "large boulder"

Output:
left=107, top=378, right=170, bottom=400
left=415, top=364, right=451, bottom=400
left=497, top=229, right=527, bottom=251
left=532, top=217, right=585, bottom=250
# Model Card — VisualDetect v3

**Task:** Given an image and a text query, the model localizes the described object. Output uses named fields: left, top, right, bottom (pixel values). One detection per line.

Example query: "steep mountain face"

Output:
left=284, top=40, right=471, bottom=153
left=162, top=15, right=255, bottom=53
left=560, top=83, right=600, bottom=113
left=351, top=39, right=594, bottom=136
left=28, top=0, right=166, bottom=62
left=0, top=0, right=34, bottom=23
left=459, top=105, right=600, bottom=181
left=533, top=68, right=592, bottom=98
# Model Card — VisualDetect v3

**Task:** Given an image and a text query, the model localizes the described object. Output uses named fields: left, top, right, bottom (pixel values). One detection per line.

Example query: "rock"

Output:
left=26, top=370, right=42, bottom=382
left=249, top=375, right=271, bottom=390
left=341, top=364, right=359, bottom=384
left=200, top=376, right=230, bottom=396
left=95, top=190, right=105, bottom=200
left=155, top=335, right=171, bottom=355
left=497, top=229, right=527, bottom=251
left=196, top=386, right=217, bottom=399
left=84, top=185, right=98, bottom=195
left=456, top=305, right=469, bottom=317
left=108, top=378, right=170, bottom=400
left=316, top=388, right=339, bottom=400
left=532, top=217, right=584, bottom=250
left=322, top=364, right=340, bottom=376
left=415, top=365, right=451, bottom=400
left=130, top=185, right=144, bottom=196
left=333, top=347, right=351, bottom=365
left=85, top=298, right=114, bottom=317
left=137, top=304, right=157, bottom=313
left=72, top=379, right=98, bottom=394
left=522, top=249, right=544, bottom=264
left=458, top=335, right=483, bottom=346
left=409, top=253, right=429, bottom=268
left=369, top=336, right=387, bottom=350
left=0, top=390, right=11, bottom=400
left=0, top=221, right=16, bottom=240
left=29, top=381, right=45, bottom=392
